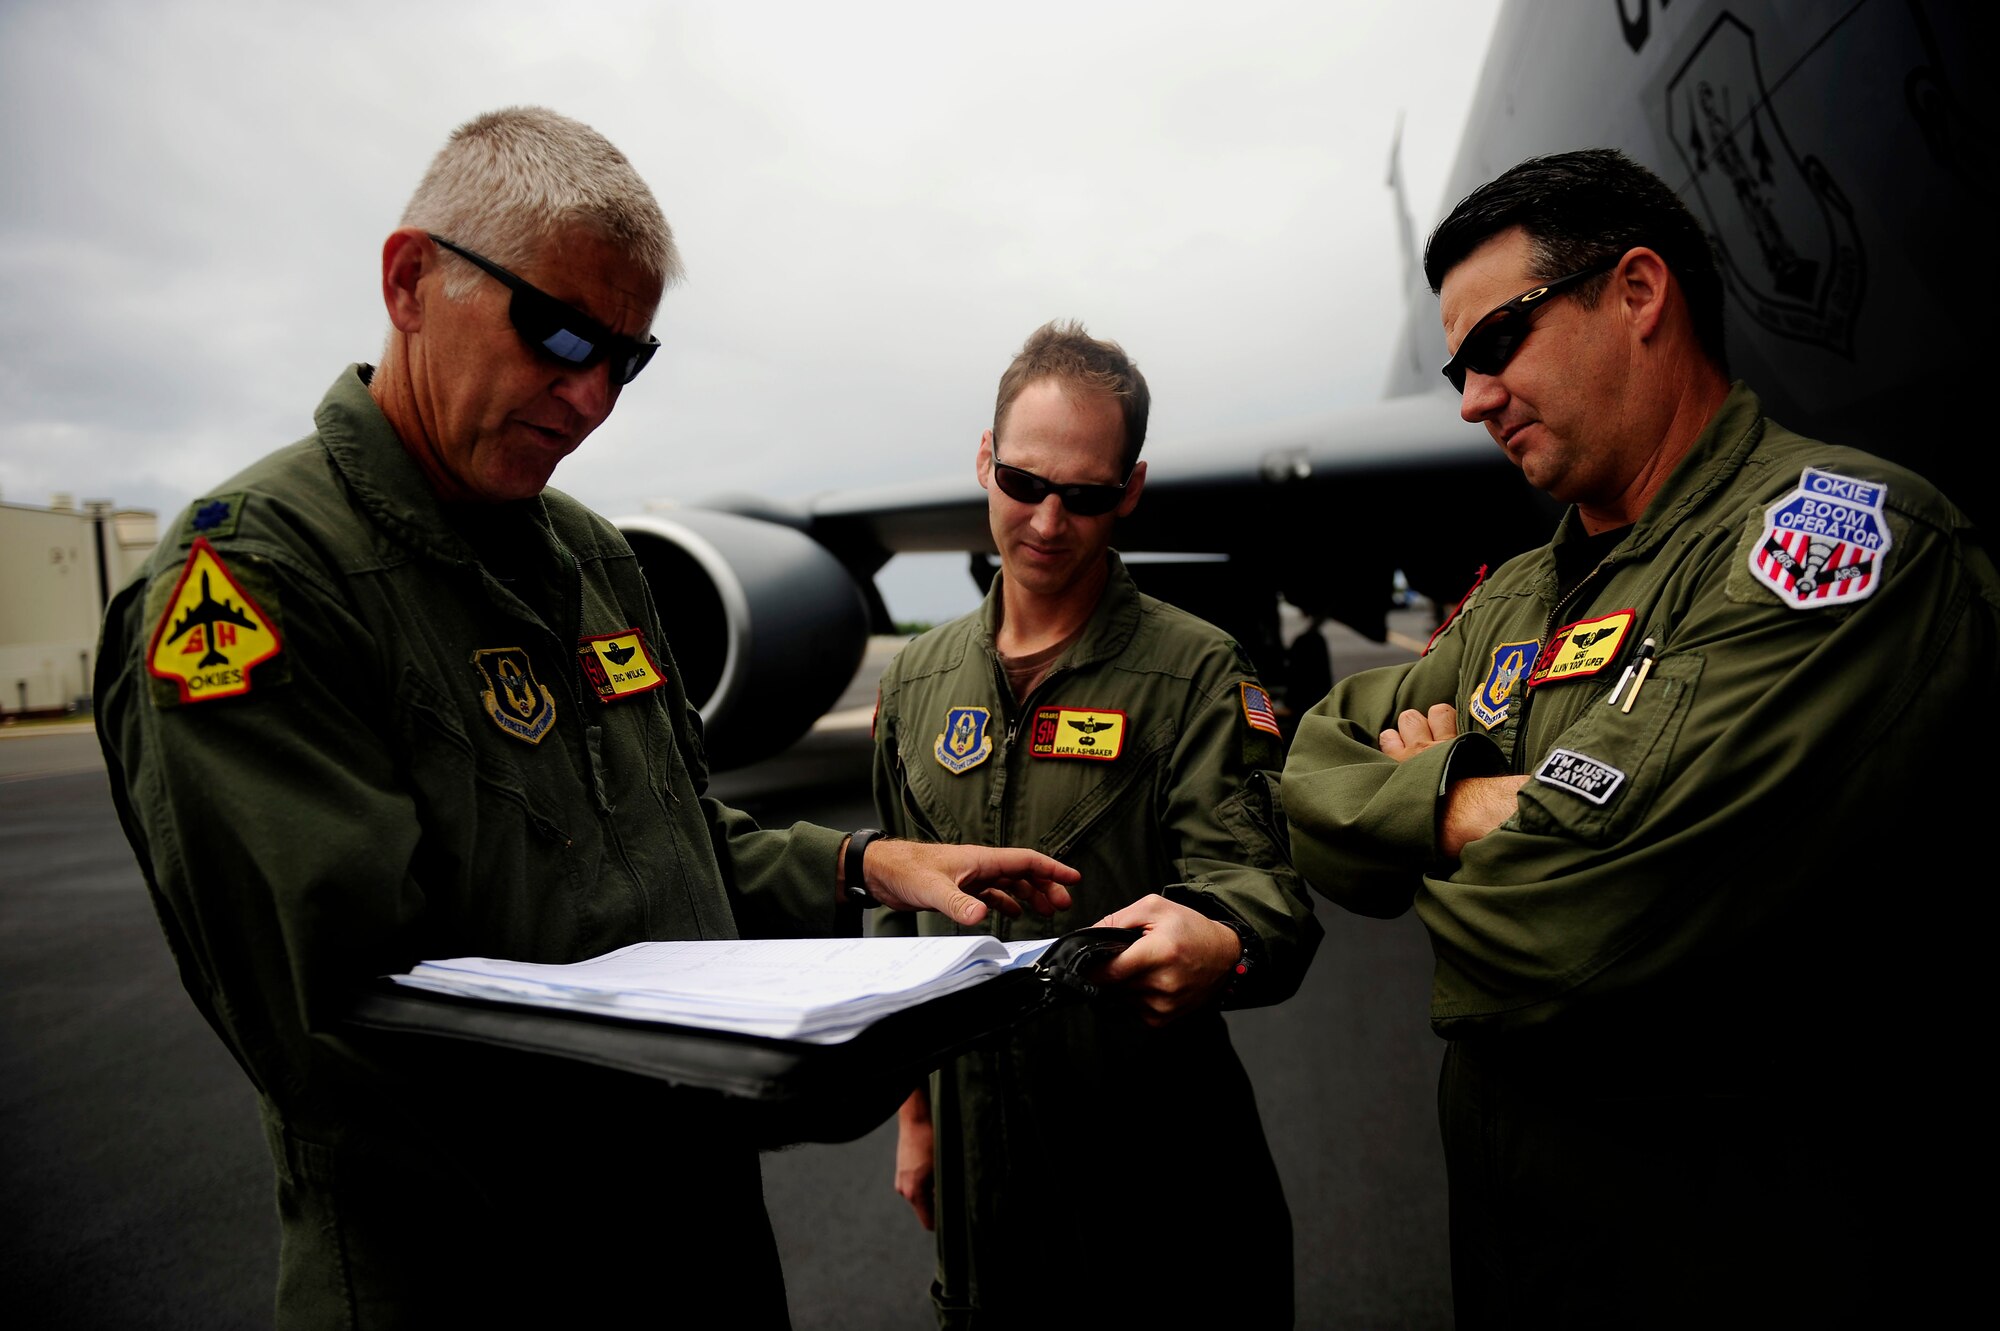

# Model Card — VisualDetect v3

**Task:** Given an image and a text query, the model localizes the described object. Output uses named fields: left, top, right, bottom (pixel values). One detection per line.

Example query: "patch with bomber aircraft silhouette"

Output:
left=1028, top=706, right=1125, bottom=762
left=146, top=537, right=284, bottom=704
left=577, top=629, right=666, bottom=702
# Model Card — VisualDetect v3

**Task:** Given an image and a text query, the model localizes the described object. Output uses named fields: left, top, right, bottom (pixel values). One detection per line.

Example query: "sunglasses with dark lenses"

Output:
left=428, top=234, right=660, bottom=385
left=990, top=447, right=1132, bottom=516
left=1440, top=257, right=1617, bottom=393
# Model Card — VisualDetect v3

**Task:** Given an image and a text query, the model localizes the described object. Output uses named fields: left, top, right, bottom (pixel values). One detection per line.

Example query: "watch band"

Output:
left=843, top=828, right=885, bottom=908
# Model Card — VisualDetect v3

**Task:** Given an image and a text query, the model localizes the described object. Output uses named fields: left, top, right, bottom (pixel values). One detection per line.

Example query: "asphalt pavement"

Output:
left=0, top=619, right=1452, bottom=1328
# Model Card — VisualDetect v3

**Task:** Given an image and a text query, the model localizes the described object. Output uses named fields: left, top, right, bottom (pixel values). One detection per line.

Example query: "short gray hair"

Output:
left=400, top=106, right=681, bottom=299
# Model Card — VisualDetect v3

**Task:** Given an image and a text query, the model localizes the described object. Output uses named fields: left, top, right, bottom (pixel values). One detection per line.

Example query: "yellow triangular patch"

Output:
left=146, top=538, right=283, bottom=703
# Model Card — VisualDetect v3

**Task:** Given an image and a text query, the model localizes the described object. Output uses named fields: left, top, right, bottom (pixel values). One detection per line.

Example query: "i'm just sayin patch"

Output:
left=1748, top=467, right=1892, bottom=608
left=1533, top=748, right=1627, bottom=806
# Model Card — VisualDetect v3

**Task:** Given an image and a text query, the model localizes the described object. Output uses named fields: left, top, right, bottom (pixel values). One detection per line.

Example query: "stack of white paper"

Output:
left=390, top=935, right=1058, bottom=1044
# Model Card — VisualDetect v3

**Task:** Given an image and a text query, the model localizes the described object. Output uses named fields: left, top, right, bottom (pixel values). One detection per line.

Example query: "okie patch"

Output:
left=146, top=537, right=284, bottom=704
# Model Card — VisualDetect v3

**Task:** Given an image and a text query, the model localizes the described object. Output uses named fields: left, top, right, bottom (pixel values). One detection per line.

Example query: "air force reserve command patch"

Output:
left=577, top=629, right=666, bottom=702
left=1528, top=608, right=1634, bottom=688
left=146, top=538, right=283, bottom=704
left=473, top=647, right=557, bottom=744
left=1749, top=467, right=1892, bottom=608
left=1469, top=640, right=1539, bottom=730
left=1028, top=707, right=1126, bottom=761
left=935, top=706, right=993, bottom=774
left=1533, top=748, right=1627, bottom=806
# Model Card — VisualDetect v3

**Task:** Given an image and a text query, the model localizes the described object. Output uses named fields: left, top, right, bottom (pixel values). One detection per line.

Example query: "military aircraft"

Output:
left=615, top=0, right=1983, bottom=768
left=163, top=571, right=262, bottom=670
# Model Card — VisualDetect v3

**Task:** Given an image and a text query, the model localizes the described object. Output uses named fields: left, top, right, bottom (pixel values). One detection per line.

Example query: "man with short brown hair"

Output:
left=874, top=320, right=1319, bottom=1327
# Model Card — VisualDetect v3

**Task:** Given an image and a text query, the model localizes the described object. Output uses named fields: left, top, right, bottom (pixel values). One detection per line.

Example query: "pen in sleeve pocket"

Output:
left=1619, top=637, right=1658, bottom=714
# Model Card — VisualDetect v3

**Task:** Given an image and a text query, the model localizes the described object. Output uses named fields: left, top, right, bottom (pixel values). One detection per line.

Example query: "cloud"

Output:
left=0, top=0, right=1500, bottom=557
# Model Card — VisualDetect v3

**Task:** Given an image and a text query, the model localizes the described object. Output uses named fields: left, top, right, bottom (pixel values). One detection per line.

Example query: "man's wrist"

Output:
left=840, top=828, right=886, bottom=908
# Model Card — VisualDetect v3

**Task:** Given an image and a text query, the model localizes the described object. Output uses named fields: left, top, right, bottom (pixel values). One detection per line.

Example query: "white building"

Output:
left=0, top=495, right=159, bottom=716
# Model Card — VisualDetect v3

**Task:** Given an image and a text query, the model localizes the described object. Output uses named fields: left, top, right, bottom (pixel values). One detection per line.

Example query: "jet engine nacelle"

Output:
left=616, top=509, right=871, bottom=771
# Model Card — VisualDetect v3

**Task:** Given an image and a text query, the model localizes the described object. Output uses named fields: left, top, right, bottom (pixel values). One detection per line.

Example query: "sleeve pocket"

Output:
left=1512, top=652, right=1704, bottom=847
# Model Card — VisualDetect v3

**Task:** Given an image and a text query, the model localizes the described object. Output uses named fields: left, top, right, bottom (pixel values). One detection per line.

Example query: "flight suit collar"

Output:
left=1538, top=380, right=1768, bottom=582
left=314, top=364, right=485, bottom=565
left=975, top=550, right=1145, bottom=674
left=313, top=365, right=573, bottom=633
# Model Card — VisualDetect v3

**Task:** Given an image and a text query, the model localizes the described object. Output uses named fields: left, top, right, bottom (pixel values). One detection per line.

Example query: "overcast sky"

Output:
left=0, top=0, right=1501, bottom=620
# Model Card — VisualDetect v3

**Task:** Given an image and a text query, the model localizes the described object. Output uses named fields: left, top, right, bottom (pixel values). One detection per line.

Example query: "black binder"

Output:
left=344, top=927, right=1141, bottom=1146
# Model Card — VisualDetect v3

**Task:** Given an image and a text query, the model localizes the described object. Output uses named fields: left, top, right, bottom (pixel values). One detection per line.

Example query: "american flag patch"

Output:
left=1240, top=682, right=1281, bottom=736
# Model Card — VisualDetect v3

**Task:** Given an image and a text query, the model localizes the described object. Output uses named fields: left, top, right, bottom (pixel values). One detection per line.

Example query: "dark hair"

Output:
left=1424, top=148, right=1727, bottom=374
left=993, top=320, right=1151, bottom=475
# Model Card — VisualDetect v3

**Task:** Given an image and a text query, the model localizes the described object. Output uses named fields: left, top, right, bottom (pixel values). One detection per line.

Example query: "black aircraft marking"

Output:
left=165, top=572, right=260, bottom=669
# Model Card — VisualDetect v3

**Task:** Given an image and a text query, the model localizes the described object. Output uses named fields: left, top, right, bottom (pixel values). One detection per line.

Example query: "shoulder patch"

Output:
left=934, top=706, right=993, bottom=774
left=1028, top=706, right=1125, bottom=761
left=577, top=628, right=666, bottom=702
left=473, top=647, right=557, bottom=744
left=146, top=537, right=284, bottom=704
left=1469, top=639, right=1538, bottom=730
left=1239, top=682, right=1282, bottom=736
left=1747, top=467, right=1892, bottom=608
left=1533, top=747, right=1627, bottom=806
left=180, top=493, right=247, bottom=544
left=1527, top=609, right=1635, bottom=688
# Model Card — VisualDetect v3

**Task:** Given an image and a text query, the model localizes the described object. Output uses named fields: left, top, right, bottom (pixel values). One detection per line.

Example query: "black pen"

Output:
left=1619, top=637, right=1658, bottom=714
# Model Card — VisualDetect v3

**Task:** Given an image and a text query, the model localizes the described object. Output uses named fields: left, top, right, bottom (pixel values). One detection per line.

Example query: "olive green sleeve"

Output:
left=1281, top=616, right=1472, bottom=918
left=94, top=547, right=421, bottom=1112
left=1426, top=511, right=1998, bottom=1034
left=867, top=654, right=921, bottom=940
left=1157, top=661, right=1324, bottom=1008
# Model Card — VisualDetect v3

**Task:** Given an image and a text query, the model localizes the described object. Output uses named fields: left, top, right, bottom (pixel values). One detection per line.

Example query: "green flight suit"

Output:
left=873, top=555, right=1321, bottom=1328
left=1283, top=385, right=1999, bottom=1325
left=95, top=367, right=847, bottom=1328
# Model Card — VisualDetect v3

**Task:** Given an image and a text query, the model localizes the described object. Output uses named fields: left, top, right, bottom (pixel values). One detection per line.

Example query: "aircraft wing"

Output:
left=615, top=390, right=1551, bottom=768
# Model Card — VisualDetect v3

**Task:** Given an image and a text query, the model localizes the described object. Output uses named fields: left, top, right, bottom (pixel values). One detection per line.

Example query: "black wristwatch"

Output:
left=842, top=828, right=886, bottom=908
left=1217, top=917, right=1257, bottom=993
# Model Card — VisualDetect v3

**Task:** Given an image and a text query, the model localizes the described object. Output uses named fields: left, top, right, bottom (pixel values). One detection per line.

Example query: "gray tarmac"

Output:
left=0, top=619, right=1451, bottom=1328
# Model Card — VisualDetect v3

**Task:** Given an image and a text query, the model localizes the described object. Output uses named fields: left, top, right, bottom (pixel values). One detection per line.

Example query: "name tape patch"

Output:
left=935, top=706, right=993, bottom=774
left=1528, top=608, right=1635, bottom=688
left=146, top=537, right=283, bottom=704
left=1748, top=467, right=1892, bottom=608
left=1028, top=706, right=1126, bottom=761
left=577, top=628, right=666, bottom=702
left=1470, top=640, right=1539, bottom=730
left=1533, top=747, right=1627, bottom=806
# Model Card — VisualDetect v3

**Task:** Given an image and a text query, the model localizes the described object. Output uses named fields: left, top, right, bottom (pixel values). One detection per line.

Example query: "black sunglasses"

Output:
left=989, top=440, right=1134, bottom=517
left=1440, top=256, right=1617, bottom=393
left=428, top=234, right=660, bottom=386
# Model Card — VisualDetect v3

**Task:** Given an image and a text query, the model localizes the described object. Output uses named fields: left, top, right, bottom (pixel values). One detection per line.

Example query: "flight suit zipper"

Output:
left=554, top=533, right=655, bottom=936
left=1512, top=559, right=1613, bottom=773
